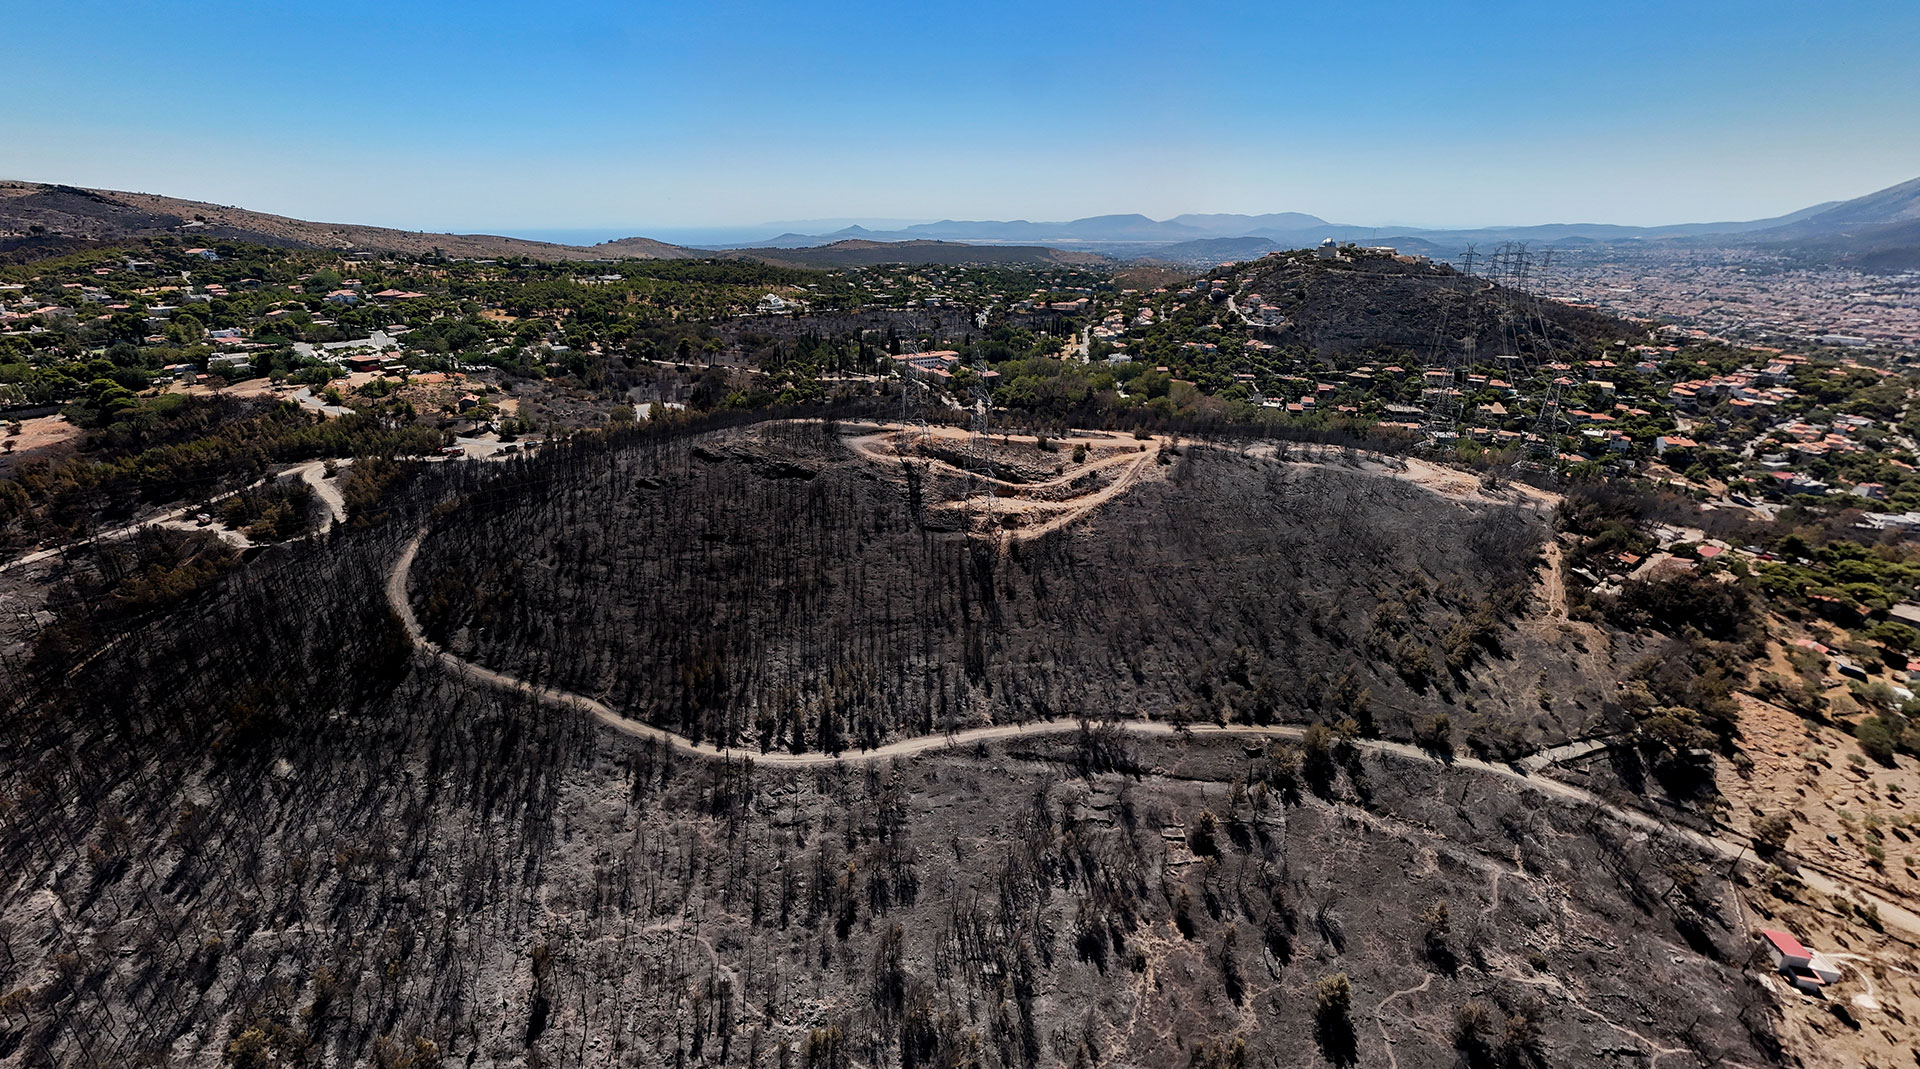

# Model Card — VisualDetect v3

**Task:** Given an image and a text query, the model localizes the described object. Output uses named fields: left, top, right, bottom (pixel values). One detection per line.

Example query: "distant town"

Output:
left=1549, top=245, right=1920, bottom=352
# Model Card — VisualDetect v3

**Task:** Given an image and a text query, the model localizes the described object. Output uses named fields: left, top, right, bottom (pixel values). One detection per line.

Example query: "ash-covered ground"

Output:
left=0, top=418, right=1787, bottom=1067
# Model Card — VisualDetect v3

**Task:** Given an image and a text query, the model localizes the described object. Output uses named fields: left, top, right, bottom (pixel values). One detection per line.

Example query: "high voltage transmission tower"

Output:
left=1421, top=245, right=1482, bottom=443
left=965, top=350, right=996, bottom=528
left=1421, top=241, right=1490, bottom=444
left=1427, top=239, right=1572, bottom=470
left=896, top=355, right=931, bottom=454
left=1420, top=316, right=1468, bottom=441
left=1521, top=244, right=1569, bottom=466
left=1483, top=242, right=1573, bottom=468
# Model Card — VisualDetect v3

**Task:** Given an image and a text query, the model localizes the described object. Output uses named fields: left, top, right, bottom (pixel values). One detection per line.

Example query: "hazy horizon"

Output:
left=493, top=195, right=1867, bottom=248
left=3, top=0, right=1917, bottom=233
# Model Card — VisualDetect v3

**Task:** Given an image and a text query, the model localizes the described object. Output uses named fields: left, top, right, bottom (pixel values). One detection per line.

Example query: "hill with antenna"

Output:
left=1222, top=246, right=1639, bottom=358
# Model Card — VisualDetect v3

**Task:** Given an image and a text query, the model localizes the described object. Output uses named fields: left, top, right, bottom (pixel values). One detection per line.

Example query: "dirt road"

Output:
left=296, top=460, right=349, bottom=532
left=1540, top=539, right=1568, bottom=618
left=385, top=528, right=1920, bottom=942
left=0, top=458, right=351, bottom=574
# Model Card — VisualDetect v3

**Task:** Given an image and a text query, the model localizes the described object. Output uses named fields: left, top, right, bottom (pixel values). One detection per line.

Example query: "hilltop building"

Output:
left=1757, top=929, right=1842, bottom=995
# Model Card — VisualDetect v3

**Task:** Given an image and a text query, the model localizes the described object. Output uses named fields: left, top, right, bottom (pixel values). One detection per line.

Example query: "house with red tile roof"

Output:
left=1757, top=930, right=1840, bottom=994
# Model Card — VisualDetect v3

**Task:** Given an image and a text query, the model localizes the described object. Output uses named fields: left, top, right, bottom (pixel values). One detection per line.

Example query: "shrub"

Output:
left=1857, top=716, right=1897, bottom=765
left=1421, top=898, right=1456, bottom=972
left=1396, top=641, right=1436, bottom=689
left=1751, top=812, right=1793, bottom=852
left=1453, top=1000, right=1498, bottom=1060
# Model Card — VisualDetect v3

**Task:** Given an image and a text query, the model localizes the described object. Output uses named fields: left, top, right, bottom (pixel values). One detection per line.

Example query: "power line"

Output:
left=965, top=350, right=995, bottom=532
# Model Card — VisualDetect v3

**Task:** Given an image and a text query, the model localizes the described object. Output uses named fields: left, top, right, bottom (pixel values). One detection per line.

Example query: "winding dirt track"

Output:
left=386, top=529, right=1920, bottom=942
left=0, top=459, right=351, bottom=575
left=1373, top=972, right=1431, bottom=1069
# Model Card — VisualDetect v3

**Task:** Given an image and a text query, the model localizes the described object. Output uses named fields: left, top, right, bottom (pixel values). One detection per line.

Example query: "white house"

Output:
left=1758, top=929, right=1841, bottom=994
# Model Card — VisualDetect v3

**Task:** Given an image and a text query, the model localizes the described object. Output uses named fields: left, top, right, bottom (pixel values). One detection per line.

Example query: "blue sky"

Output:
left=3, top=0, right=1917, bottom=233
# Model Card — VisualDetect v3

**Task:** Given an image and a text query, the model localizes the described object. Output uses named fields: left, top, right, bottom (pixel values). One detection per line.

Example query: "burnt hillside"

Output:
left=1233, top=250, right=1638, bottom=357
left=409, top=421, right=1616, bottom=756
left=0, top=416, right=1782, bottom=1068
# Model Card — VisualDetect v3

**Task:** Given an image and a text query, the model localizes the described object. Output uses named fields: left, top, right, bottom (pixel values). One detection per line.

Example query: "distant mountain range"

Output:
left=736, top=180, right=1920, bottom=269
left=740, top=212, right=1350, bottom=250
left=715, top=239, right=1107, bottom=270
left=1735, top=176, right=1920, bottom=271
left=3, top=175, right=1917, bottom=270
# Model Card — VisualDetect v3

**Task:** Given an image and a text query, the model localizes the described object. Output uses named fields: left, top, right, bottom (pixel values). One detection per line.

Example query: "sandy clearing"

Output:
left=844, top=425, right=1166, bottom=541
left=844, top=424, right=1562, bottom=547
left=3, top=413, right=81, bottom=455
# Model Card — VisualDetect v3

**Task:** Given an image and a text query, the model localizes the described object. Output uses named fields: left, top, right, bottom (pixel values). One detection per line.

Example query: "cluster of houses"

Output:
left=319, top=280, right=430, bottom=306
left=0, top=282, right=65, bottom=329
left=1089, top=305, right=1158, bottom=350
left=2, top=276, right=228, bottom=336
left=1236, top=292, right=1289, bottom=326
left=1008, top=295, right=1094, bottom=316
left=1660, top=351, right=1899, bottom=464
left=1610, top=344, right=1920, bottom=514
left=1256, top=378, right=1355, bottom=417
left=1582, top=521, right=1752, bottom=594
left=1667, top=359, right=1801, bottom=412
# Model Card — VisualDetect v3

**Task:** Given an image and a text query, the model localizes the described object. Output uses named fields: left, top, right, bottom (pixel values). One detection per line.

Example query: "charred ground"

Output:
left=0, top=415, right=1792, bottom=1068
left=408, top=421, right=1615, bottom=757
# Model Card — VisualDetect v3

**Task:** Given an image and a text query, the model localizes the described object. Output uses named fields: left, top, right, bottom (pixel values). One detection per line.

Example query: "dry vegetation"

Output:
left=0, top=182, right=690, bottom=262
